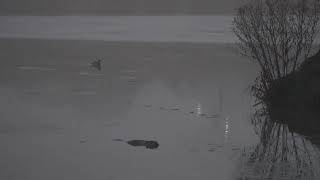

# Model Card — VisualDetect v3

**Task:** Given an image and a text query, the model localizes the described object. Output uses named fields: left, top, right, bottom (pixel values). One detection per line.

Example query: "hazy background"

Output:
left=0, top=0, right=243, bottom=15
left=0, top=1, right=261, bottom=180
left=0, top=16, right=235, bottom=43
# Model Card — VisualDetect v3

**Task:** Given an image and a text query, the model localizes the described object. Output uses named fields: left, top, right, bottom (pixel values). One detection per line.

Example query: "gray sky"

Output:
left=0, top=0, right=243, bottom=15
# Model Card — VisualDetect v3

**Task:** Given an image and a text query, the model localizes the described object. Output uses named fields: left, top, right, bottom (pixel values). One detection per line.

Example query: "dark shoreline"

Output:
left=263, top=51, right=320, bottom=137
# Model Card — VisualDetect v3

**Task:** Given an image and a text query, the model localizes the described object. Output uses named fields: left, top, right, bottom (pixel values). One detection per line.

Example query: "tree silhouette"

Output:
left=233, top=0, right=320, bottom=88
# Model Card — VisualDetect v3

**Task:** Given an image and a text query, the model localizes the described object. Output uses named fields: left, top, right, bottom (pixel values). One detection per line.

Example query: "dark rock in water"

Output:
left=113, top=139, right=159, bottom=149
left=127, top=140, right=159, bottom=149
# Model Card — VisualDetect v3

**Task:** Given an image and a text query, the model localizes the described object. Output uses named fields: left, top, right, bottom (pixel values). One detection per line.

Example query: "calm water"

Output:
left=0, top=16, right=319, bottom=180
left=0, top=39, right=259, bottom=180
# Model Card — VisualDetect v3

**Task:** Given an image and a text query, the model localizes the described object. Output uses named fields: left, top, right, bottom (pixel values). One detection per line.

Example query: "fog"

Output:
left=1, top=11, right=319, bottom=179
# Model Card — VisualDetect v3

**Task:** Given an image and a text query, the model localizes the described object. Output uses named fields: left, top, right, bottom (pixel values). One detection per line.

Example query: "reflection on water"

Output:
left=196, top=103, right=202, bottom=116
left=238, top=110, right=320, bottom=180
left=224, top=116, right=230, bottom=144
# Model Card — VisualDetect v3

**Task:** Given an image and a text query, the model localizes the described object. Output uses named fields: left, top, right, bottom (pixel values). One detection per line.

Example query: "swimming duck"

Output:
left=90, top=59, right=102, bottom=70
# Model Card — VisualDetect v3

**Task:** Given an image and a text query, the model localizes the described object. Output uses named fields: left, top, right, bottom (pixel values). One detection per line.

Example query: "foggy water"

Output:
left=0, top=39, right=260, bottom=180
left=0, top=16, right=234, bottom=43
left=1, top=16, right=319, bottom=180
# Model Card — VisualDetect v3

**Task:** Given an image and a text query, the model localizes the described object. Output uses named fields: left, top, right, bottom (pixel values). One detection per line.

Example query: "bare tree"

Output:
left=233, top=0, right=320, bottom=86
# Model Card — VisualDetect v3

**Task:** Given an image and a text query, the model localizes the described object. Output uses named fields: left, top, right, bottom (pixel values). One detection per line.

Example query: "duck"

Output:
left=90, top=59, right=102, bottom=71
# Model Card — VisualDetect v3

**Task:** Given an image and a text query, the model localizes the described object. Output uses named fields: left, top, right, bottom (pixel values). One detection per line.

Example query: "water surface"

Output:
left=0, top=39, right=259, bottom=180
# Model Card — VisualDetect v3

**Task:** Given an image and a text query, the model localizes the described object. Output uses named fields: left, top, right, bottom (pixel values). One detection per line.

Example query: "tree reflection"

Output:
left=238, top=107, right=320, bottom=180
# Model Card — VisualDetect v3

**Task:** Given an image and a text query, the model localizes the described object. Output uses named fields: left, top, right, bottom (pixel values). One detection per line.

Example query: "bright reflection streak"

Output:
left=224, top=116, right=230, bottom=143
left=196, top=103, right=202, bottom=115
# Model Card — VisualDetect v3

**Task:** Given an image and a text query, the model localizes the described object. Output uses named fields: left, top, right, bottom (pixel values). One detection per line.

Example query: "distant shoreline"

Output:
left=0, top=16, right=235, bottom=43
left=0, top=0, right=240, bottom=16
left=0, top=13, right=234, bottom=16
left=0, top=37, right=236, bottom=45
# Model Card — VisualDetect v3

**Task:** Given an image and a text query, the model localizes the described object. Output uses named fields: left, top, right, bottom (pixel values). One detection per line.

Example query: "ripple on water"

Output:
left=79, top=72, right=104, bottom=77
left=71, top=90, right=97, bottom=95
left=17, top=66, right=56, bottom=71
